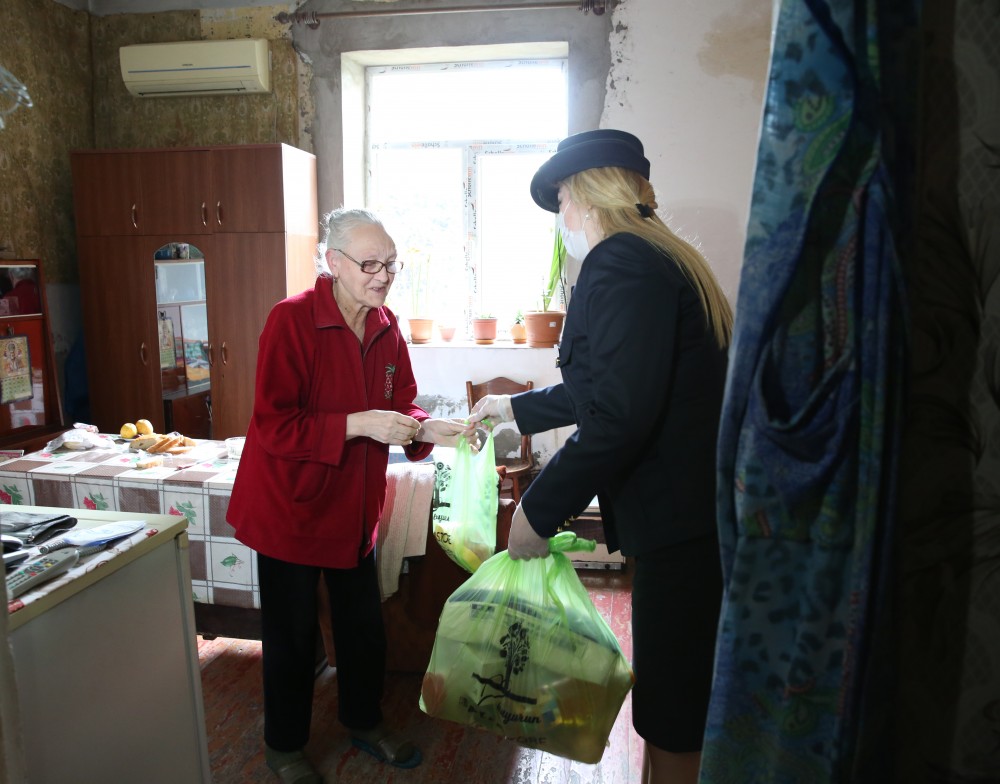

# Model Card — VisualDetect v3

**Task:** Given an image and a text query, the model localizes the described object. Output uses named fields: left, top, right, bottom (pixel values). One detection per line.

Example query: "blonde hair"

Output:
left=565, top=167, right=733, bottom=347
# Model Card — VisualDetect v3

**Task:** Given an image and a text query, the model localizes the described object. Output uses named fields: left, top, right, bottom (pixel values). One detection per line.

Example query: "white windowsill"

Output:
left=408, top=341, right=556, bottom=349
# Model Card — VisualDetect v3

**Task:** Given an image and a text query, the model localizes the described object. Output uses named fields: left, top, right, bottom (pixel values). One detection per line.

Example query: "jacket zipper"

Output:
left=356, top=321, right=390, bottom=562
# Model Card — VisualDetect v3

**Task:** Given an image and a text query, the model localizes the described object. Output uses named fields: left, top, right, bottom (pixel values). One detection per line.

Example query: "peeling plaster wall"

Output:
left=605, top=0, right=771, bottom=305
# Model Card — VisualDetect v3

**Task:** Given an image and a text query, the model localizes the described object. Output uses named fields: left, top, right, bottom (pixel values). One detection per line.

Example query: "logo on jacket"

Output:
left=384, top=363, right=396, bottom=399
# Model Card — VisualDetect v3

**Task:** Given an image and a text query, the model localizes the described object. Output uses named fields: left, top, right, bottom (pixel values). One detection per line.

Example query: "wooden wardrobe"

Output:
left=70, top=144, right=318, bottom=439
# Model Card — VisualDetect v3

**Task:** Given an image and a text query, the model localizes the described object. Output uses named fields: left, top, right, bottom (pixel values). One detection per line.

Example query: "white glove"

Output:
left=468, top=394, right=514, bottom=428
left=507, top=503, right=550, bottom=560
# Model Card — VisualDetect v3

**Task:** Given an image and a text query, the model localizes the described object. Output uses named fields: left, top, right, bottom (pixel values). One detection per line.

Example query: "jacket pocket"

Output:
left=733, top=345, right=858, bottom=548
left=289, top=460, right=334, bottom=505
left=557, top=336, right=574, bottom=369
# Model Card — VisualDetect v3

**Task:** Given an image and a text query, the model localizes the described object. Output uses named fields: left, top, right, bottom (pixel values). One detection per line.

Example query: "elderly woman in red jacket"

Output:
left=228, top=207, right=472, bottom=784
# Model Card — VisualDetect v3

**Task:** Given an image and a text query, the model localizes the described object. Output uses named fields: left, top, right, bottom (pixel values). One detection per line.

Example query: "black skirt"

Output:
left=630, top=531, right=723, bottom=752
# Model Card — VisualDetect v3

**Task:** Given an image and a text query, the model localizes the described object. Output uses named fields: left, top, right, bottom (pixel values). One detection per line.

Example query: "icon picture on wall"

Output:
left=0, top=335, right=31, bottom=405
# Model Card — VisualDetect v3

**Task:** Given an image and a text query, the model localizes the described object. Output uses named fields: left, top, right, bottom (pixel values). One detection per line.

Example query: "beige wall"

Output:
left=604, top=0, right=771, bottom=305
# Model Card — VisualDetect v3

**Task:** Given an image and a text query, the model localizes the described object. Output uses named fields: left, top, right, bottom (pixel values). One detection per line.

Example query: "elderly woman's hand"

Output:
left=347, top=410, right=420, bottom=445
left=416, top=417, right=478, bottom=448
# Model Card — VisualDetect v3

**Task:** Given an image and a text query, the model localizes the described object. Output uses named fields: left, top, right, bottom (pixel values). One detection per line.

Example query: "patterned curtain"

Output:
left=701, top=1, right=921, bottom=781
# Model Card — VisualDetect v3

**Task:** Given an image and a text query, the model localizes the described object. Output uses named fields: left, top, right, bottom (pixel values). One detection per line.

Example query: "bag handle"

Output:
left=548, top=530, right=597, bottom=554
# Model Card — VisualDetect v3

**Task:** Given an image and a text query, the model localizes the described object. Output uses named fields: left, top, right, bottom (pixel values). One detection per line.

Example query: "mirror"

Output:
left=154, top=243, right=211, bottom=438
left=0, top=264, right=42, bottom=316
left=0, top=259, right=64, bottom=453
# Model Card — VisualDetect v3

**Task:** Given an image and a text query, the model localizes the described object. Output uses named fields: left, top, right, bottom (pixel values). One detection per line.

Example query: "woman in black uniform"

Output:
left=469, top=129, right=732, bottom=784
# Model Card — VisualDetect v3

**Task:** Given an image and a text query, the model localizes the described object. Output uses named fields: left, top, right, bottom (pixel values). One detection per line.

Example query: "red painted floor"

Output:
left=199, top=569, right=640, bottom=783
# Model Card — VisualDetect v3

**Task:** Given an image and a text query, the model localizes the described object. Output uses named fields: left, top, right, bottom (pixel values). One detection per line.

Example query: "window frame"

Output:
left=360, top=54, right=568, bottom=336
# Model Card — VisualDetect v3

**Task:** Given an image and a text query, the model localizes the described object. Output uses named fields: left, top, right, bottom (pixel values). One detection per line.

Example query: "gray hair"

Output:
left=315, top=207, right=386, bottom=277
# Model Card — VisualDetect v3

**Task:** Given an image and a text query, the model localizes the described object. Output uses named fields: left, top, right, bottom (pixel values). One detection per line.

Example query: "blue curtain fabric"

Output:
left=701, top=1, right=920, bottom=781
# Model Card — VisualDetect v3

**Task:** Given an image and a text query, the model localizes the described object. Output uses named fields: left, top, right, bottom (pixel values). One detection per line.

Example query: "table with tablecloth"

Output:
left=0, top=439, right=437, bottom=642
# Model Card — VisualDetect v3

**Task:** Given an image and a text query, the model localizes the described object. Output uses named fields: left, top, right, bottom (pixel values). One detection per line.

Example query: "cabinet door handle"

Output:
left=139, top=342, right=148, bottom=366
left=221, top=341, right=228, bottom=366
left=216, top=201, right=223, bottom=227
left=201, top=202, right=208, bottom=227
left=131, top=203, right=138, bottom=229
left=207, top=342, right=214, bottom=367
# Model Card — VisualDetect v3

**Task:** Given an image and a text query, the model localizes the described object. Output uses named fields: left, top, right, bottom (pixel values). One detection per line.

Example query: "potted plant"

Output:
left=405, top=249, right=434, bottom=343
left=524, top=233, right=566, bottom=348
left=510, top=310, right=527, bottom=344
left=524, top=309, right=565, bottom=348
left=472, top=314, right=497, bottom=344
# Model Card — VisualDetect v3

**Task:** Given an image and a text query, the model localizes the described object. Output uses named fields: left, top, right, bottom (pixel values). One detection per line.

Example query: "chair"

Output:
left=466, top=376, right=535, bottom=502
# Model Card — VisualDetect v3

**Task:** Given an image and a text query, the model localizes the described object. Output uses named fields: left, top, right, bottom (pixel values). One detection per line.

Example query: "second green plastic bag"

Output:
left=432, top=431, right=497, bottom=573
left=419, top=532, right=634, bottom=763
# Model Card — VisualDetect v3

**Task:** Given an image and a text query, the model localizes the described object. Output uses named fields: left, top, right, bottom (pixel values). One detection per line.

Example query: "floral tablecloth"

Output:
left=0, top=440, right=251, bottom=609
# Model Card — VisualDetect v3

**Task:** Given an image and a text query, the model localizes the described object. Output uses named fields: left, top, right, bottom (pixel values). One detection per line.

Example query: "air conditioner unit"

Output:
left=120, top=39, right=271, bottom=97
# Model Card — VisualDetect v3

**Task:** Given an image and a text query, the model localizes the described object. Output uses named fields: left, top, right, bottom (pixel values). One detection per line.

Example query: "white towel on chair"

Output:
left=377, top=462, right=435, bottom=600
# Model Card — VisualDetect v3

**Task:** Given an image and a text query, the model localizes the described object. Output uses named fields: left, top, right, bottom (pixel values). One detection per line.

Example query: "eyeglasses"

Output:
left=334, top=248, right=404, bottom=275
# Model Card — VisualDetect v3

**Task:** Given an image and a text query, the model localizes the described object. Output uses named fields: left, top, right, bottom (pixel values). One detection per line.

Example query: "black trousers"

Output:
left=258, top=550, right=387, bottom=752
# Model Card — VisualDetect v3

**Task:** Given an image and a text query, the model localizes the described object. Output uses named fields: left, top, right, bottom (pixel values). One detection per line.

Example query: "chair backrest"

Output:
left=466, top=377, right=534, bottom=462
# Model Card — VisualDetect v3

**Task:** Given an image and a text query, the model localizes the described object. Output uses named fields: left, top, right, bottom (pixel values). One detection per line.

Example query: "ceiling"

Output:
left=55, top=0, right=302, bottom=14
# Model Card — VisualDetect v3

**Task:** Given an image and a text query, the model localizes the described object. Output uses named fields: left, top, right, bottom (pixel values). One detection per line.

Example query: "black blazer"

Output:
left=512, top=232, right=728, bottom=556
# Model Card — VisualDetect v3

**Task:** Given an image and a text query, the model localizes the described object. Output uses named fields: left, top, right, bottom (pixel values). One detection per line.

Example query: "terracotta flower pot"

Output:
left=511, top=323, right=527, bottom=344
left=524, top=311, right=565, bottom=348
left=408, top=318, right=434, bottom=344
left=472, top=318, right=497, bottom=345
left=438, top=324, right=456, bottom=342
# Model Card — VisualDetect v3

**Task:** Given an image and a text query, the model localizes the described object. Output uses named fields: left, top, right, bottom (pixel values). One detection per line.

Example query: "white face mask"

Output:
left=557, top=210, right=591, bottom=260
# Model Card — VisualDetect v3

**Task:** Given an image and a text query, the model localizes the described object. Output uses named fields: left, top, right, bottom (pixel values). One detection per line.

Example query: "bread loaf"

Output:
left=135, top=454, right=164, bottom=470
left=147, top=435, right=182, bottom=454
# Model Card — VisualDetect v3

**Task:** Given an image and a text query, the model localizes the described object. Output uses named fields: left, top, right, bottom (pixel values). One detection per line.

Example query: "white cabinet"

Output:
left=6, top=507, right=211, bottom=783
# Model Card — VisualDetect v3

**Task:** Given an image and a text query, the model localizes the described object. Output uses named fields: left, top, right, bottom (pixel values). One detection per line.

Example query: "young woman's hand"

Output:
left=507, top=504, right=550, bottom=560
left=467, top=395, right=514, bottom=429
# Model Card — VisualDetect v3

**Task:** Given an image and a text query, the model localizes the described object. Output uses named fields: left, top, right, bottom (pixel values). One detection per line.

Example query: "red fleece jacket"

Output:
left=226, top=276, right=431, bottom=568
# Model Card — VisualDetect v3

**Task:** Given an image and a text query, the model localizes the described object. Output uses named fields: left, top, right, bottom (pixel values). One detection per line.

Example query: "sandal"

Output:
left=264, top=745, right=324, bottom=784
left=350, top=724, right=422, bottom=769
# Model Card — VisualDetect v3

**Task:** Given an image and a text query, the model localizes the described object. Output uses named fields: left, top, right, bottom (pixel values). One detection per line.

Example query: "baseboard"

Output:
left=571, top=542, right=626, bottom=570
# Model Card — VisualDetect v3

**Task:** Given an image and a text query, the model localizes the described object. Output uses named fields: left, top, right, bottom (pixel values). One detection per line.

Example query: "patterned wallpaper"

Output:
left=0, top=0, right=91, bottom=285
left=0, top=1, right=307, bottom=287
left=0, top=0, right=309, bottom=394
left=897, top=0, right=1000, bottom=778
left=90, top=6, right=307, bottom=150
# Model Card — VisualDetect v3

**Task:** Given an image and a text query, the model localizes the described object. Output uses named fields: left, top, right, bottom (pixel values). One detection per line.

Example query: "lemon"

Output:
left=136, top=419, right=154, bottom=435
left=457, top=545, right=483, bottom=572
left=120, top=422, right=138, bottom=439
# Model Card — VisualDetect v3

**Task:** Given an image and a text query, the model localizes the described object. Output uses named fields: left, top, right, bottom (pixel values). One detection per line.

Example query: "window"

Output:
left=365, top=58, right=567, bottom=337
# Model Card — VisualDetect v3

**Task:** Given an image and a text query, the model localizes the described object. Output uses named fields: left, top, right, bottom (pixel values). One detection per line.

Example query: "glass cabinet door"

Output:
left=154, top=243, right=211, bottom=437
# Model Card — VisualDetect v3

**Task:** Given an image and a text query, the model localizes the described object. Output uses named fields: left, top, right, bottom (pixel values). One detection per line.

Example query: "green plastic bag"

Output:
left=431, top=431, right=498, bottom=573
left=420, top=532, right=634, bottom=763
